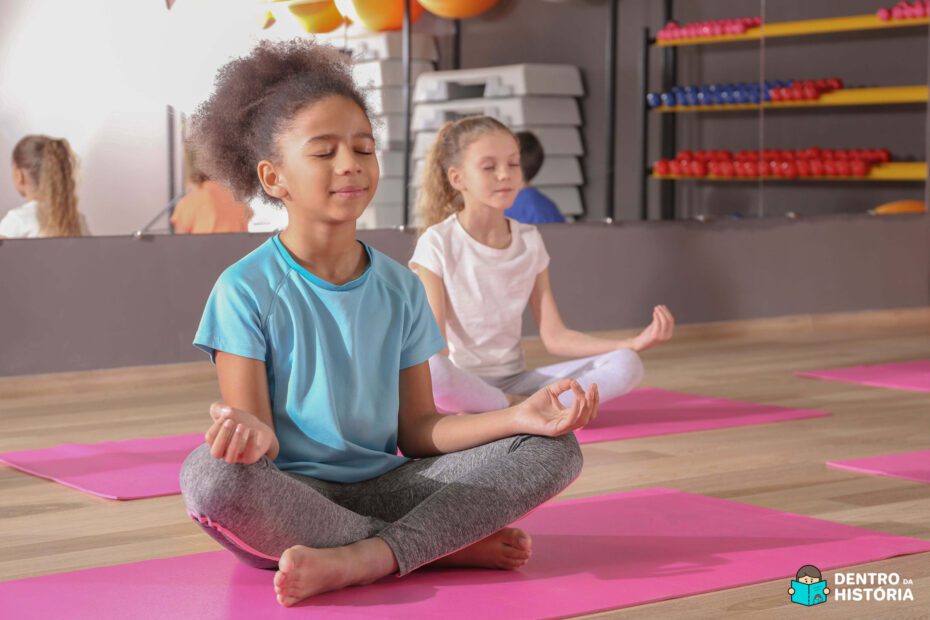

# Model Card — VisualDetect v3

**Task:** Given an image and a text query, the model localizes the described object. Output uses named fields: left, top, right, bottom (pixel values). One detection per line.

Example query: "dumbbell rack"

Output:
left=639, top=8, right=930, bottom=220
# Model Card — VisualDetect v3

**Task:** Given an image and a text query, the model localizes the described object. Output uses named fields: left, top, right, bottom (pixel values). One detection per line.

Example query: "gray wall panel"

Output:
left=1, top=216, right=927, bottom=376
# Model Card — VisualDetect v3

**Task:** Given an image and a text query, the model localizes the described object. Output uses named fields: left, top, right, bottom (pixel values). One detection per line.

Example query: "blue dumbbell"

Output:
left=646, top=92, right=662, bottom=108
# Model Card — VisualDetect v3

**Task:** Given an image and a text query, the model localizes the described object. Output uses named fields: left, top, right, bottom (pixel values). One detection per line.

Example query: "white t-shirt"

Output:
left=0, top=200, right=90, bottom=238
left=410, top=214, right=550, bottom=378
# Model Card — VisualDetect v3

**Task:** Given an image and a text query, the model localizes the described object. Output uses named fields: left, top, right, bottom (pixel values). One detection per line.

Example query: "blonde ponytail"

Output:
left=12, top=135, right=82, bottom=237
left=415, top=115, right=515, bottom=235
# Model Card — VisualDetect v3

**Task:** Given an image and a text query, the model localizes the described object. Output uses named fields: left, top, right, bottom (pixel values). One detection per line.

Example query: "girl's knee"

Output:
left=179, top=444, right=264, bottom=514
left=606, top=348, right=645, bottom=386
left=551, top=432, right=583, bottom=482
left=520, top=432, right=583, bottom=493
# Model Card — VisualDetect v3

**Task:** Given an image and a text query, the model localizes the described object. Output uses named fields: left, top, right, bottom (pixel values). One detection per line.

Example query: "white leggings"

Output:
left=429, top=348, right=645, bottom=413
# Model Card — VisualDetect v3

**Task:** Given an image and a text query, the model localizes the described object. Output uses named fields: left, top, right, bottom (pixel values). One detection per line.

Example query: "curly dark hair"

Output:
left=191, top=38, right=372, bottom=205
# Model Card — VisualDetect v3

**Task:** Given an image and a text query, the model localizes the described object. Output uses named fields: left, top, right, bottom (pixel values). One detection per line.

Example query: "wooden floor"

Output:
left=1, top=310, right=929, bottom=618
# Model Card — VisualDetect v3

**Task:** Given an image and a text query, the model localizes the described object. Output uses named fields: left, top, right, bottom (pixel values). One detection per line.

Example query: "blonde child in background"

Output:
left=2, top=135, right=88, bottom=238
left=411, top=116, right=674, bottom=413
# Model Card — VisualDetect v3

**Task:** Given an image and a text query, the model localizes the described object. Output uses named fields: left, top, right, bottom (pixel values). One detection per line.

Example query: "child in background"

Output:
left=412, top=116, right=674, bottom=414
left=2, top=135, right=89, bottom=238
left=180, top=40, right=595, bottom=608
left=171, top=144, right=252, bottom=234
left=503, top=131, right=565, bottom=224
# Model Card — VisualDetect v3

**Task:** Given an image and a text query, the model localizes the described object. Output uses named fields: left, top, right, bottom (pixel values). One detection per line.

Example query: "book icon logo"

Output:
left=788, top=565, right=831, bottom=606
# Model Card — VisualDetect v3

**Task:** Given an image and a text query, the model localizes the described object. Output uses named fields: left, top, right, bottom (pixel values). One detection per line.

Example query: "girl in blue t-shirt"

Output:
left=180, top=39, right=597, bottom=608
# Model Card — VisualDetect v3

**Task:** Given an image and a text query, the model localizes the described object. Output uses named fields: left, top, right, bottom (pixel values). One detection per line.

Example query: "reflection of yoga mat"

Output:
left=798, top=360, right=930, bottom=393
left=575, top=388, right=829, bottom=444
left=0, top=434, right=202, bottom=500
left=3, top=488, right=928, bottom=619
left=828, top=450, right=930, bottom=485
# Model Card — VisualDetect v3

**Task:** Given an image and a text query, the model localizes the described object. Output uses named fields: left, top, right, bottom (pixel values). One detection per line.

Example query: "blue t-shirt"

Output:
left=194, top=235, right=445, bottom=483
left=504, top=187, right=566, bottom=224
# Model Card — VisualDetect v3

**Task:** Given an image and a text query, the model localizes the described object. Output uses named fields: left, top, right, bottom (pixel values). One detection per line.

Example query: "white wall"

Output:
left=0, top=0, right=286, bottom=236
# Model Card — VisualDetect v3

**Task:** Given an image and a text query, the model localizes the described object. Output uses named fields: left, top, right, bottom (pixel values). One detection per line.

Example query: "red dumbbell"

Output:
left=850, top=160, right=869, bottom=177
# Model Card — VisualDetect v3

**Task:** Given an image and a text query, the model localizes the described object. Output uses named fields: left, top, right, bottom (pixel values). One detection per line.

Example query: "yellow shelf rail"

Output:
left=657, top=14, right=930, bottom=47
left=654, top=85, right=928, bottom=113
left=653, top=162, right=927, bottom=182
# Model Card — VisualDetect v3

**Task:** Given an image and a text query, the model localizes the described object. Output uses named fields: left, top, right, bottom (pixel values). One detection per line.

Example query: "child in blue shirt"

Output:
left=504, top=131, right=566, bottom=224
left=179, top=39, right=596, bottom=607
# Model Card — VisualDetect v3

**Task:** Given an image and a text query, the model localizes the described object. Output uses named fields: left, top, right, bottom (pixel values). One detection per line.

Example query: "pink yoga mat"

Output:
left=3, top=488, right=928, bottom=619
left=827, top=450, right=930, bottom=485
left=575, top=388, right=829, bottom=444
left=798, top=359, right=930, bottom=393
left=0, top=433, right=203, bottom=500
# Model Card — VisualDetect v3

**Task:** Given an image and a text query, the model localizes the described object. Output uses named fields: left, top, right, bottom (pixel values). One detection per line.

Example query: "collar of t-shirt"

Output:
left=272, top=234, right=373, bottom=291
left=451, top=214, right=519, bottom=256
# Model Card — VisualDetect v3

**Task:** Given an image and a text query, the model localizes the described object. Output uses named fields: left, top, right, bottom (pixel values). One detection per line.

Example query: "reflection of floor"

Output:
left=1, top=309, right=929, bottom=618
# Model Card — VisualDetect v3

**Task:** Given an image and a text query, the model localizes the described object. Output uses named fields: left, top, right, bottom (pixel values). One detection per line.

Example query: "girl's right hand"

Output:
left=204, top=402, right=275, bottom=464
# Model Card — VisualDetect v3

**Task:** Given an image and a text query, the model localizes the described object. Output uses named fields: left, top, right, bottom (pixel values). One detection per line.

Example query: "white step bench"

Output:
left=533, top=156, right=583, bottom=186
left=413, top=64, right=583, bottom=102
left=358, top=204, right=405, bottom=229
left=320, top=32, right=438, bottom=62
left=371, top=177, right=410, bottom=206
left=413, top=125, right=584, bottom=159
left=366, top=88, right=406, bottom=116
left=376, top=150, right=407, bottom=178
left=373, top=115, right=411, bottom=149
left=412, top=97, right=580, bottom=132
left=353, top=59, right=434, bottom=89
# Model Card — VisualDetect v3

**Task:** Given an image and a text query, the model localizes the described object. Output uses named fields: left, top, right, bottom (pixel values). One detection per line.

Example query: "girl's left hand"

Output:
left=630, top=305, right=675, bottom=352
left=512, top=379, right=599, bottom=437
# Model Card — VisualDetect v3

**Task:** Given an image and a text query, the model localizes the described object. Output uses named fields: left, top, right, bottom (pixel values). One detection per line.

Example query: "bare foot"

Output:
left=431, top=527, right=532, bottom=570
left=273, top=538, right=396, bottom=607
left=506, top=393, right=529, bottom=407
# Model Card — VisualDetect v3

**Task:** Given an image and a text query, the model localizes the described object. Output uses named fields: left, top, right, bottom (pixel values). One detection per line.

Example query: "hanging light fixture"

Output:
left=333, top=0, right=425, bottom=31
left=417, top=0, right=498, bottom=19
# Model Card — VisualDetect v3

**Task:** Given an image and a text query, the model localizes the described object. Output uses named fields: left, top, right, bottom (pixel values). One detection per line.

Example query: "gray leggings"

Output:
left=180, top=432, right=582, bottom=576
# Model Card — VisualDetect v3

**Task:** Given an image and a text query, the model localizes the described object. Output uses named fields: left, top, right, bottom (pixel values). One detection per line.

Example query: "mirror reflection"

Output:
left=2, top=0, right=927, bottom=238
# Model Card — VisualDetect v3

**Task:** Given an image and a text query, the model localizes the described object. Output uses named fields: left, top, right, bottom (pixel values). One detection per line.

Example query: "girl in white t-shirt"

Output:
left=1, top=135, right=88, bottom=239
left=411, top=116, right=675, bottom=413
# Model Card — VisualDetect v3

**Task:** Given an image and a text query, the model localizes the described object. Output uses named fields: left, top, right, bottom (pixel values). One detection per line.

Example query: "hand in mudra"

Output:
left=513, top=379, right=599, bottom=437
left=205, top=402, right=275, bottom=464
left=630, top=305, right=675, bottom=352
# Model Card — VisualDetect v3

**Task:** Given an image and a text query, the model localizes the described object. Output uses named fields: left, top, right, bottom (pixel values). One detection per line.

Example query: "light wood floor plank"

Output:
left=1, top=309, right=928, bottom=617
